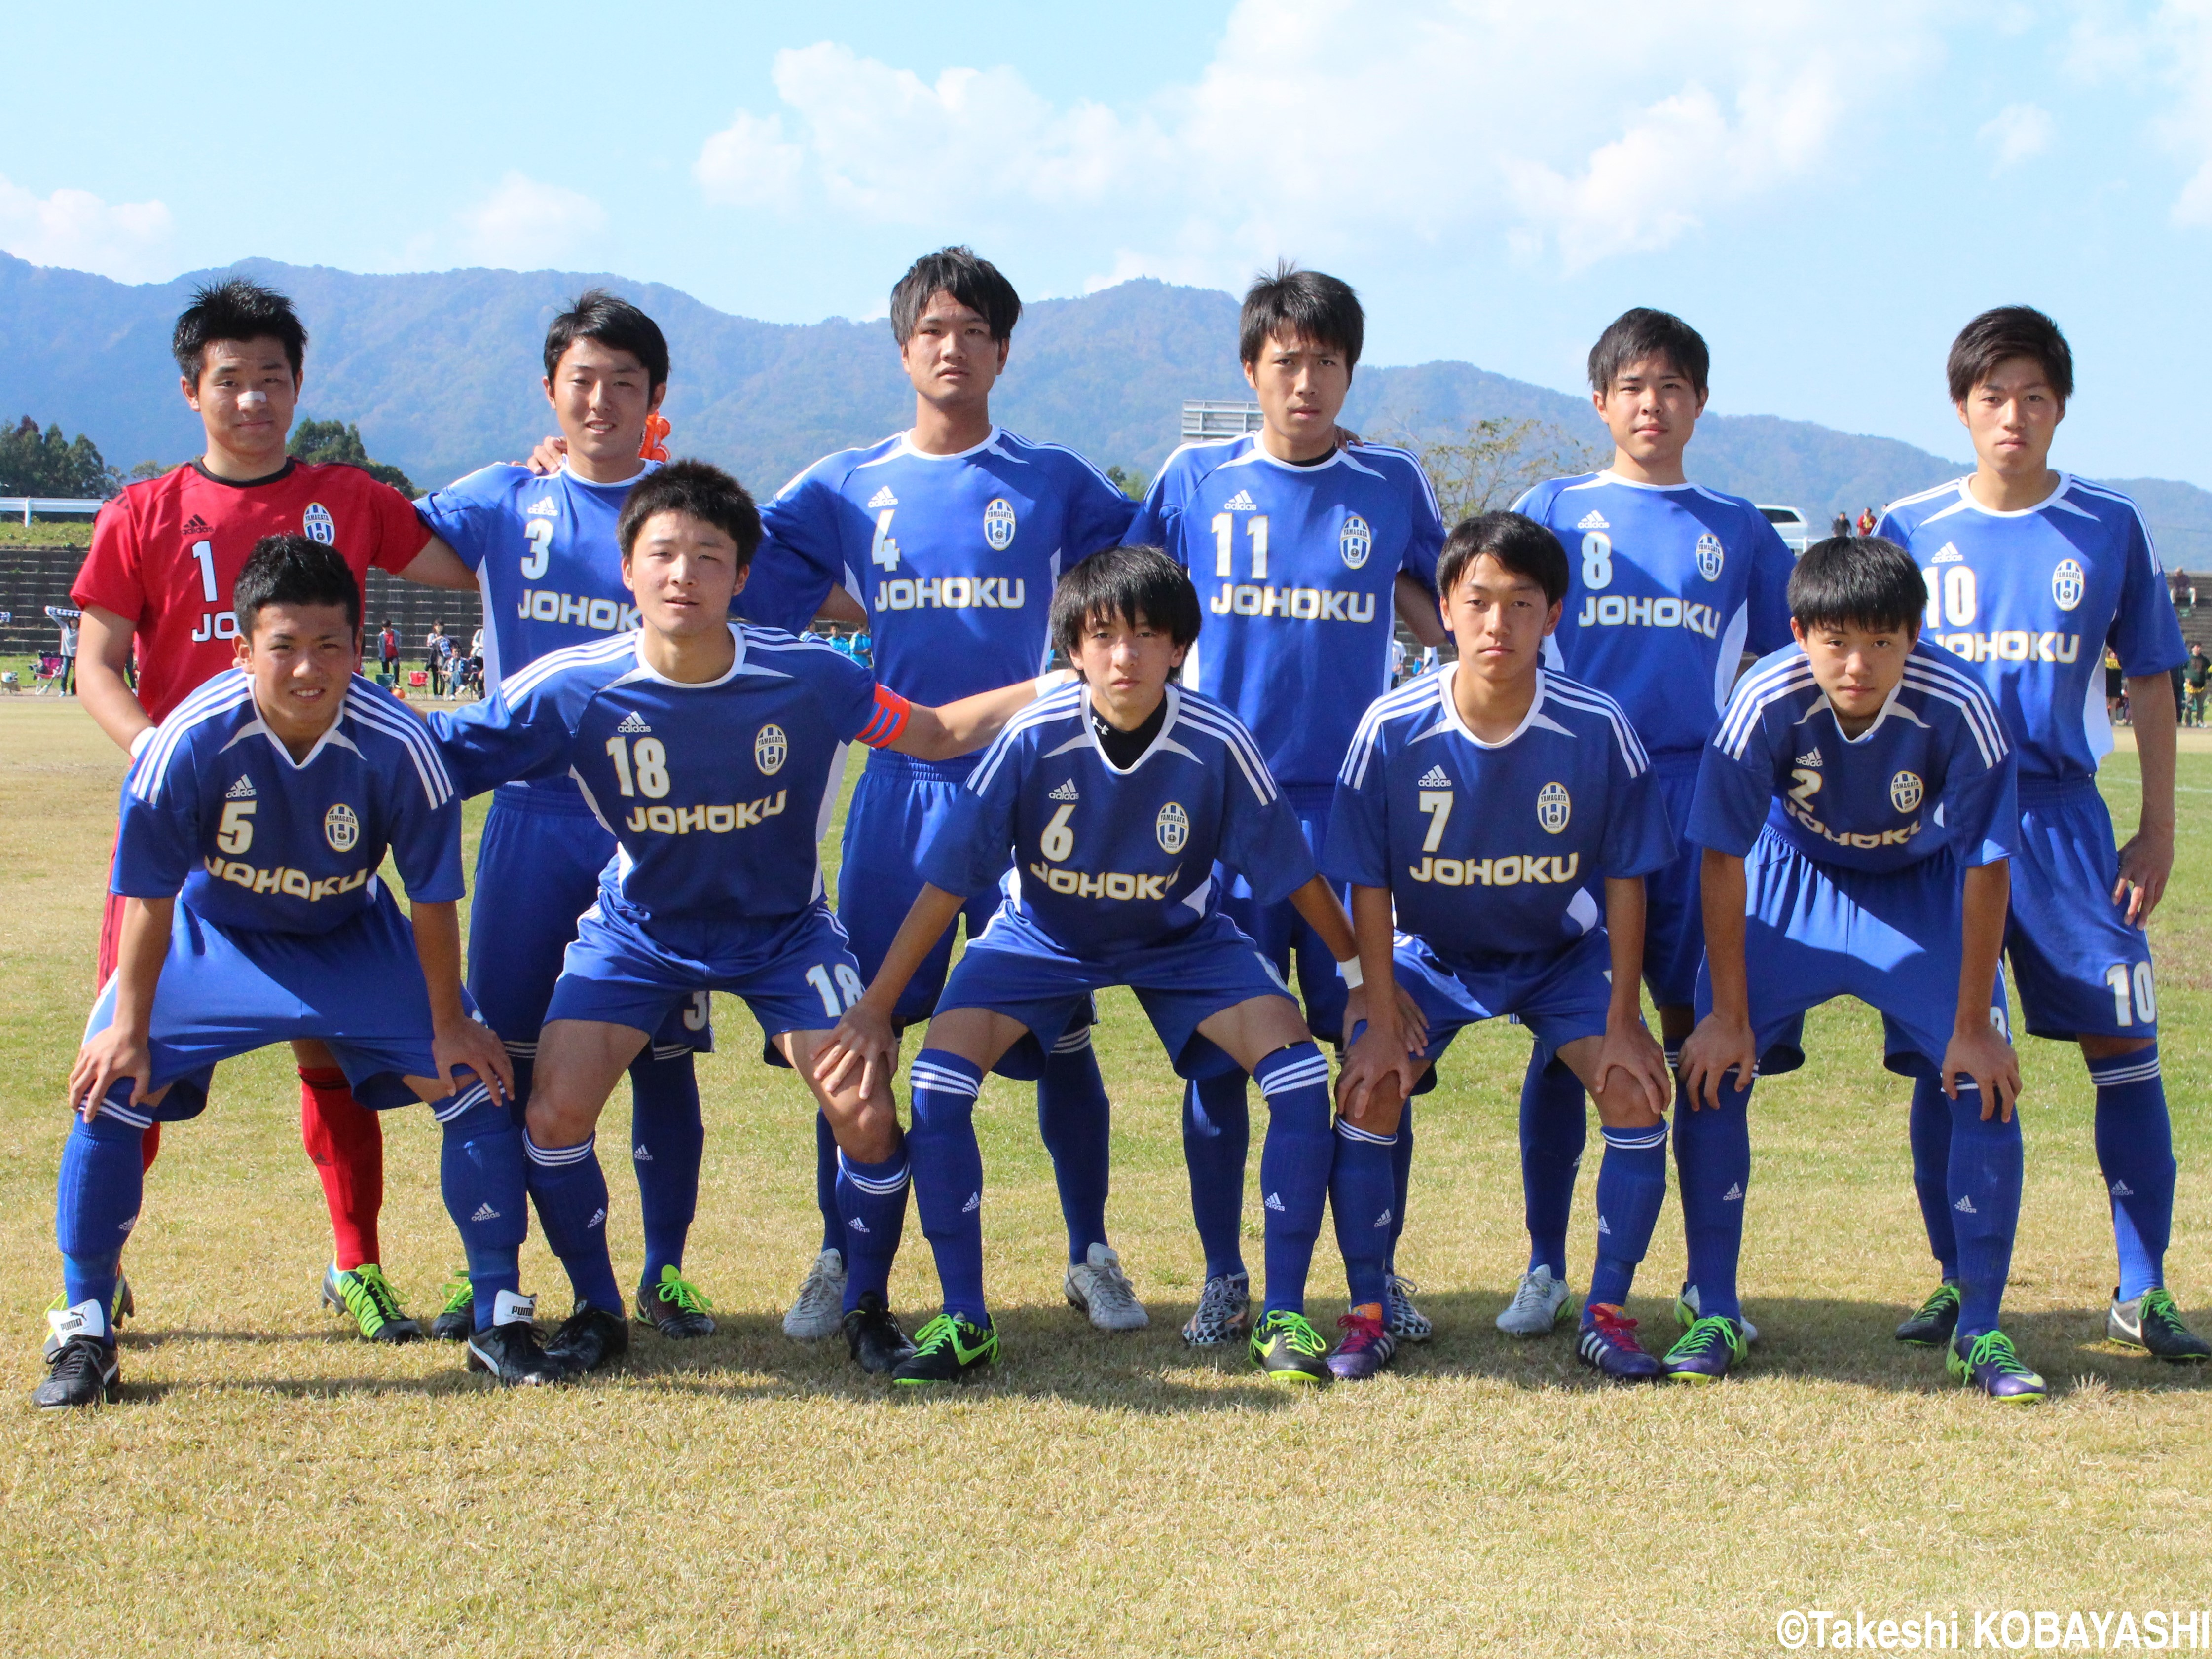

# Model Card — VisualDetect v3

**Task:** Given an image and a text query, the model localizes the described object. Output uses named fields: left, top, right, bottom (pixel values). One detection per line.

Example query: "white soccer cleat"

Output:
left=1384, top=1274, right=1434, bottom=1342
left=1496, top=1265, right=1573, bottom=1336
left=783, top=1248, right=847, bottom=1340
left=1065, top=1242, right=1150, bottom=1331
left=1675, top=1281, right=1760, bottom=1346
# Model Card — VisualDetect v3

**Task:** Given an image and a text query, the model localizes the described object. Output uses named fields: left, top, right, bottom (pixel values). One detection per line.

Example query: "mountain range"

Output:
left=3, top=252, right=2207, bottom=566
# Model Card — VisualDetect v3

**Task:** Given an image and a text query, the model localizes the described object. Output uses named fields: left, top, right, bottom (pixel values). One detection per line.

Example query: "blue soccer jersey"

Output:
left=431, top=625, right=902, bottom=930
left=1129, top=437, right=1445, bottom=788
left=744, top=427, right=1136, bottom=705
left=414, top=461, right=661, bottom=704
left=1512, top=473, right=1796, bottom=760
left=116, top=669, right=463, bottom=934
left=1326, top=667, right=1676, bottom=958
left=920, top=683, right=1317, bottom=960
left=1691, top=640, right=2017, bottom=874
left=1875, top=475, right=2185, bottom=785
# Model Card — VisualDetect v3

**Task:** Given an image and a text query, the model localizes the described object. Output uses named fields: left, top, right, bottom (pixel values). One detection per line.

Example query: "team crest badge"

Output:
left=1339, top=513, right=1373, bottom=570
left=302, top=504, right=335, bottom=546
left=983, top=498, right=1017, bottom=552
left=2052, top=558, right=2085, bottom=612
left=1537, top=781, right=1571, bottom=834
left=324, top=803, right=360, bottom=852
left=1890, top=770, right=1924, bottom=813
left=1156, top=801, right=1190, bottom=854
left=1695, top=533, right=1724, bottom=581
left=754, top=724, right=788, bottom=776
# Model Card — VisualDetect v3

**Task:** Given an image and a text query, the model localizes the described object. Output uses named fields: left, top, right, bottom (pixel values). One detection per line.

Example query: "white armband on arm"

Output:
left=1337, top=955, right=1364, bottom=990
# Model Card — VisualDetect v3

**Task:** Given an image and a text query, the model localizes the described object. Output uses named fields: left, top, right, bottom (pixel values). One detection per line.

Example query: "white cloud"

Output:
left=2157, top=0, right=2212, bottom=226
left=1978, top=102, right=2054, bottom=171
left=695, top=111, right=806, bottom=209
left=0, top=174, right=172, bottom=281
left=454, top=172, right=607, bottom=269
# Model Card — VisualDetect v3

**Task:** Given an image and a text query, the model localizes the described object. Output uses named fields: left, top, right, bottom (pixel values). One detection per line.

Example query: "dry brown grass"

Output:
left=3, top=699, right=2211, bottom=1657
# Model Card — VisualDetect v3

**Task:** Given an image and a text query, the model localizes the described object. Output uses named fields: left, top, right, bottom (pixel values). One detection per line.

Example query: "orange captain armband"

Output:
left=858, top=683, right=911, bottom=748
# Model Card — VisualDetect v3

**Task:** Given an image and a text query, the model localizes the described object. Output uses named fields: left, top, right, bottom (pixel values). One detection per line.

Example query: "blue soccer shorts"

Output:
left=546, top=898, right=863, bottom=1070
left=2004, top=779, right=2159, bottom=1042
left=1217, top=782, right=1350, bottom=1043
left=82, top=882, right=480, bottom=1126
left=937, top=904, right=1294, bottom=1081
left=1355, top=926, right=1615, bottom=1097
left=836, top=751, right=1002, bottom=1025
left=1694, top=826, right=2009, bottom=1080
left=469, top=784, right=711, bottom=1062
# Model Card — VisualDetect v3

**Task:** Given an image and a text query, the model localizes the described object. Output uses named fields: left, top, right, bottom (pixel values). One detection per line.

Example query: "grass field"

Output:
left=4, top=701, right=2212, bottom=1657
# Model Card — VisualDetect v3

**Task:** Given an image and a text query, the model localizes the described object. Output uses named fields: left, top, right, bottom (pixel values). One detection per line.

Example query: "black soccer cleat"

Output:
left=634, top=1266, right=717, bottom=1340
left=35, top=1300, right=120, bottom=1408
left=891, top=1313, right=998, bottom=1387
left=466, top=1320, right=573, bottom=1387
left=843, top=1292, right=917, bottom=1375
left=546, top=1304, right=630, bottom=1374
left=430, top=1277, right=475, bottom=1342
left=1894, top=1281, right=1961, bottom=1347
left=2108, top=1288, right=2212, bottom=1363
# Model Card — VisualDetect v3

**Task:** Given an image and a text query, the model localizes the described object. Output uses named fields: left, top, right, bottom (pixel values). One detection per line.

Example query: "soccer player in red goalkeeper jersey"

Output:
left=69, top=277, right=480, bottom=1343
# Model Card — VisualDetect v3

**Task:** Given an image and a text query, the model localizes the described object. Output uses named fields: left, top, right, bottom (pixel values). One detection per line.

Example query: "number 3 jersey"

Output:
left=113, top=669, right=463, bottom=933
left=1325, top=667, right=1676, bottom=959
left=1688, top=640, right=2017, bottom=874
left=1512, top=472, right=1796, bottom=761
left=1875, top=475, right=2185, bottom=786
left=1130, top=437, right=1444, bottom=789
left=430, top=625, right=905, bottom=933
left=920, top=683, right=1318, bottom=961
left=744, top=427, right=1137, bottom=705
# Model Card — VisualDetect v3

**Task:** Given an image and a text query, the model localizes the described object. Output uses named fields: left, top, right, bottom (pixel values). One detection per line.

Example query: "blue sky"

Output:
left=6, top=1, right=2211, bottom=485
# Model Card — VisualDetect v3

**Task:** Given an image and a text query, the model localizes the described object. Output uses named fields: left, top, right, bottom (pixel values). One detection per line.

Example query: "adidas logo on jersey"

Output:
left=1222, top=490, right=1258, bottom=512
left=961, top=1191, right=981, bottom=1214
left=1954, top=1195, right=1978, bottom=1214
left=470, top=1202, right=501, bottom=1222
left=2112, top=1179, right=2136, bottom=1197
left=1577, top=509, right=1609, bottom=531
left=226, top=775, right=257, bottom=799
left=616, top=711, right=652, bottom=734
left=182, top=514, right=211, bottom=535
left=866, top=486, right=898, bottom=509
left=1795, top=747, right=1822, bottom=768
left=1723, top=1183, right=1743, bottom=1202
left=1265, top=1192, right=1286, bottom=1213
left=1048, top=779, right=1080, bottom=801
left=587, top=1207, right=607, bottom=1228
left=1932, top=542, right=1962, bottom=564
left=525, top=498, right=558, bottom=517
left=1417, top=765, right=1451, bottom=788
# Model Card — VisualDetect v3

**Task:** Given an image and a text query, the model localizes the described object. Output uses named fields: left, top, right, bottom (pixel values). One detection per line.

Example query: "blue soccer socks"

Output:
left=906, top=1050, right=989, bottom=1325
left=1037, top=1031, right=1112, bottom=1266
left=837, top=1147, right=912, bottom=1313
left=55, top=1108, right=144, bottom=1323
left=1330, top=1116, right=1398, bottom=1309
left=437, top=1092, right=527, bottom=1332
left=1945, top=1083, right=2023, bottom=1340
left=812, top=1109, right=842, bottom=1255
left=1254, top=1043, right=1332, bottom=1318
left=1908, top=1073, right=1962, bottom=1283
left=2091, top=1046, right=2175, bottom=1300
left=1182, top=1071, right=1251, bottom=1280
left=523, top=1132, right=624, bottom=1315
left=1518, top=1050, right=1586, bottom=1281
left=1586, top=1119, right=1669, bottom=1313
left=627, top=1048, right=704, bottom=1294
left=1387, top=1099, right=1415, bottom=1274
left=1673, top=1077, right=1751, bottom=1324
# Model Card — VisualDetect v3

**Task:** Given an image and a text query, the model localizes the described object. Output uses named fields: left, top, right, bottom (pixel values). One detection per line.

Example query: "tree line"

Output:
left=0, top=416, right=413, bottom=500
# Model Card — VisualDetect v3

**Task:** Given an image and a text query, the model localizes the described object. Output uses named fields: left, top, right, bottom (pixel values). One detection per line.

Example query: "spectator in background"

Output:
left=469, top=624, right=483, bottom=664
left=435, top=624, right=457, bottom=698
left=1389, top=635, right=1407, bottom=685
left=2107, top=646, right=2127, bottom=725
left=852, top=629, right=872, bottom=666
left=57, top=615, right=78, bottom=695
left=1856, top=507, right=1876, bottom=536
left=423, top=620, right=447, bottom=697
left=1831, top=510, right=1852, bottom=538
left=2172, top=663, right=2188, bottom=735
left=2186, top=645, right=2209, bottom=727
left=377, top=618, right=399, bottom=685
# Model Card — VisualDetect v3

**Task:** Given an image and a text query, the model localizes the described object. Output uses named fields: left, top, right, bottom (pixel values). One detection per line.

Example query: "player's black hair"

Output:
left=1586, top=307, right=1710, bottom=399
left=616, top=458, right=762, bottom=567
left=1787, top=536, right=1926, bottom=636
left=1436, top=512, right=1570, bottom=607
left=1239, top=261, right=1363, bottom=370
left=544, top=289, right=670, bottom=390
left=1050, top=545, right=1202, bottom=659
left=889, top=247, right=1022, bottom=347
left=233, top=534, right=361, bottom=638
left=1946, top=305, right=2073, bottom=408
left=173, top=279, right=308, bottom=386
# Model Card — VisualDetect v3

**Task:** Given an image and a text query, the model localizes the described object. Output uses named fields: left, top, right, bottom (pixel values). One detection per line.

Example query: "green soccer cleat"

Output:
left=429, top=1277, right=475, bottom=1343
left=1661, top=1314, right=1748, bottom=1385
left=635, top=1266, right=717, bottom=1339
left=1249, top=1309, right=1331, bottom=1387
left=2107, top=1288, right=2212, bottom=1363
left=322, top=1263, right=422, bottom=1344
left=1895, top=1281, right=1961, bottom=1346
left=1947, top=1329, right=2047, bottom=1403
left=891, top=1313, right=998, bottom=1387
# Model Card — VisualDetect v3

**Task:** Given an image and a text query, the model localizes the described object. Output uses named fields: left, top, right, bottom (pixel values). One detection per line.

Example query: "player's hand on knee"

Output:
left=1336, top=1020, right=1416, bottom=1128
left=68, top=1027, right=151, bottom=1121
left=1943, top=1025, right=2022, bottom=1124
left=435, top=1016, right=515, bottom=1105
left=1678, top=1014, right=1754, bottom=1112
left=2113, top=828, right=2174, bottom=926
left=1593, top=1022, right=1670, bottom=1123
left=813, top=1004, right=896, bottom=1102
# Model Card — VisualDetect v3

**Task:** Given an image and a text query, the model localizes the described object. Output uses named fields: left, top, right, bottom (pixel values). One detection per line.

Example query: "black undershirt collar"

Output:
left=1091, top=692, right=1168, bottom=769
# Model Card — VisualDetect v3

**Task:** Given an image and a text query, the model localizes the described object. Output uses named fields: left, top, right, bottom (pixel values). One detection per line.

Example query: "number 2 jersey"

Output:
left=1325, top=667, right=1676, bottom=959
left=114, top=668, right=463, bottom=932
left=429, top=625, right=906, bottom=934
left=919, top=683, right=1318, bottom=961
left=1875, top=475, right=2185, bottom=786
left=1511, top=472, right=1796, bottom=761
left=1129, top=437, right=1444, bottom=789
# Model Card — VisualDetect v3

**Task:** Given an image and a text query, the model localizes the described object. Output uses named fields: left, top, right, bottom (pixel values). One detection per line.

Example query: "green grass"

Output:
left=0, top=522, right=94, bottom=546
left=3, top=704, right=2211, bottom=1656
